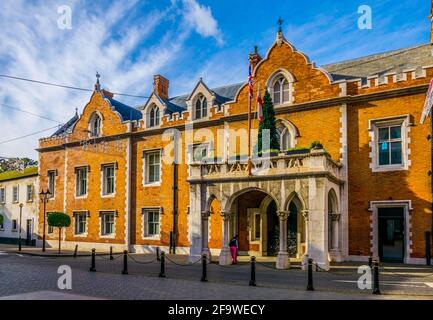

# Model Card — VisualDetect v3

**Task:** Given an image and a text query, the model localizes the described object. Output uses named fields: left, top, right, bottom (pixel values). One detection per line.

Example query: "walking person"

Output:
left=229, top=235, right=239, bottom=264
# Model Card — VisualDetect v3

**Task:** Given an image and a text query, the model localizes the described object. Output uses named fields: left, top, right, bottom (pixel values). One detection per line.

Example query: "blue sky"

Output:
left=0, top=0, right=430, bottom=158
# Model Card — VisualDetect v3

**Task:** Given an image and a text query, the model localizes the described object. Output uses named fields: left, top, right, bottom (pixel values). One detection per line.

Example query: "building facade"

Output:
left=37, top=28, right=433, bottom=269
left=0, top=167, right=39, bottom=246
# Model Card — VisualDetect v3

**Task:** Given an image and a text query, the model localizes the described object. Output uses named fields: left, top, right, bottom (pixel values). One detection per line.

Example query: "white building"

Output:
left=0, top=167, right=39, bottom=246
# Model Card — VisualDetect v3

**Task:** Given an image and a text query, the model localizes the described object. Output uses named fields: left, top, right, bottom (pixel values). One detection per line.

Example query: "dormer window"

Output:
left=272, top=76, right=290, bottom=105
left=195, top=95, right=207, bottom=119
left=149, top=105, right=160, bottom=128
left=89, top=113, right=102, bottom=137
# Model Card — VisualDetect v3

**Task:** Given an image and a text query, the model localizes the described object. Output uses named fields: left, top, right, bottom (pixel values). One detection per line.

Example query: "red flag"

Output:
left=421, top=78, right=433, bottom=124
left=257, top=87, right=263, bottom=123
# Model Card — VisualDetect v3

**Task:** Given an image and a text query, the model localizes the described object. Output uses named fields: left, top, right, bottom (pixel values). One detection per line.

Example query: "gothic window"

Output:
left=277, top=121, right=296, bottom=151
left=195, top=96, right=207, bottom=119
left=149, top=105, right=160, bottom=128
left=272, top=76, right=291, bottom=105
left=89, top=113, right=102, bottom=137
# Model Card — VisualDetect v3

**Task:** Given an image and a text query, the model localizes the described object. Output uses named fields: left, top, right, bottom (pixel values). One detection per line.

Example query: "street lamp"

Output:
left=18, top=203, right=23, bottom=251
left=39, top=189, right=51, bottom=252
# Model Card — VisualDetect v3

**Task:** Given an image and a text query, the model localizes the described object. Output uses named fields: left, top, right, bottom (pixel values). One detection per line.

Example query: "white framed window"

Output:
left=369, top=116, right=410, bottom=172
left=194, top=95, right=208, bottom=119
left=89, top=113, right=102, bottom=137
left=12, top=186, right=19, bottom=203
left=272, top=76, right=291, bottom=105
left=149, top=105, right=160, bottom=128
left=102, top=164, right=115, bottom=195
left=26, top=184, right=33, bottom=202
left=47, top=212, right=54, bottom=234
left=74, top=212, right=87, bottom=235
left=142, top=208, right=161, bottom=238
left=100, top=211, right=115, bottom=236
left=48, top=170, right=56, bottom=198
left=75, top=167, right=88, bottom=197
left=143, top=150, right=161, bottom=185
left=188, top=143, right=210, bottom=164
left=0, top=188, right=5, bottom=204
left=12, top=219, right=17, bottom=231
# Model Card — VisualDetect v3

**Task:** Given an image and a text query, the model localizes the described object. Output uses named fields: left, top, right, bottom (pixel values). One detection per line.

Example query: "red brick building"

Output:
left=37, top=27, right=433, bottom=269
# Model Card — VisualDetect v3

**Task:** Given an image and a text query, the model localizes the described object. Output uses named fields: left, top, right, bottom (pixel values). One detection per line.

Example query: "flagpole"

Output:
left=247, top=90, right=252, bottom=176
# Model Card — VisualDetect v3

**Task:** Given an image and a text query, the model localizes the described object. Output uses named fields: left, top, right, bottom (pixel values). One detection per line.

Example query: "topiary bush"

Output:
left=48, top=212, right=71, bottom=253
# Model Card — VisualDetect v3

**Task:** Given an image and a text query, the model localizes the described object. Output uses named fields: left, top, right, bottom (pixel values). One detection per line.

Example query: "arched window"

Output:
left=89, top=113, right=101, bottom=137
left=328, top=189, right=340, bottom=251
left=149, top=106, right=160, bottom=127
left=195, top=96, right=207, bottom=119
left=277, top=120, right=296, bottom=151
left=272, top=76, right=291, bottom=105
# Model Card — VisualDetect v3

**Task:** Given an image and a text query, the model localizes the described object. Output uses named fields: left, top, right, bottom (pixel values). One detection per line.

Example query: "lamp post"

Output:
left=39, top=189, right=51, bottom=252
left=18, top=203, right=23, bottom=251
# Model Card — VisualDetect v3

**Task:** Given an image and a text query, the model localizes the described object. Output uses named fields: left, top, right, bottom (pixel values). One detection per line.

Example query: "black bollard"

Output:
left=159, top=251, right=166, bottom=278
left=110, top=246, right=113, bottom=260
left=368, top=255, right=373, bottom=269
left=156, top=247, right=161, bottom=261
left=425, top=232, right=431, bottom=266
left=74, top=244, right=78, bottom=258
left=249, top=256, right=256, bottom=286
left=90, top=248, right=96, bottom=272
left=306, top=258, right=314, bottom=291
left=122, top=250, right=128, bottom=275
left=372, top=260, right=381, bottom=295
left=201, top=254, right=207, bottom=282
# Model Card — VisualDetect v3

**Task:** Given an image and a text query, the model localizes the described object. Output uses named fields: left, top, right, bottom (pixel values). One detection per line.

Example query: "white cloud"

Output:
left=180, top=0, right=223, bottom=45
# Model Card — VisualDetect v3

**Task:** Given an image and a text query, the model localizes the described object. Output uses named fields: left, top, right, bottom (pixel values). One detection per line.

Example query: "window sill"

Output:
left=101, top=194, right=115, bottom=198
left=142, top=235, right=160, bottom=241
left=75, top=195, right=88, bottom=200
left=100, top=234, right=115, bottom=239
left=74, top=233, right=88, bottom=238
left=371, top=164, right=408, bottom=173
left=143, top=182, right=161, bottom=187
left=26, top=200, right=33, bottom=203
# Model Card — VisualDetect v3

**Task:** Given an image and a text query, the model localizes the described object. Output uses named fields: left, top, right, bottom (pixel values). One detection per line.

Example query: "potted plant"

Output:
left=310, top=141, right=324, bottom=150
left=47, top=212, right=71, bottom=254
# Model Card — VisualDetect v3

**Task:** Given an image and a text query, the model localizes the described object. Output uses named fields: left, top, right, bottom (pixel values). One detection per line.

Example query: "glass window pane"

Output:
left=378, top=128, right=389, bottom=141
left=391, top=142, right=402, bottom=164
left=202, top=98, right=207, bottom=117
left=195, top=99, right=201, bottom=119
left=390, top=126, right=401, bottom=139
left=379, top=142, right=390, bottom=165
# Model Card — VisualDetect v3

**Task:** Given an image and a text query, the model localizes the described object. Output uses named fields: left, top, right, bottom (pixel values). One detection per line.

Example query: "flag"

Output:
left=248, top=65, right=253, bottom=100
left=420, top=78, right=433, bottom=124
left=257, top=86, right=263, bottom=123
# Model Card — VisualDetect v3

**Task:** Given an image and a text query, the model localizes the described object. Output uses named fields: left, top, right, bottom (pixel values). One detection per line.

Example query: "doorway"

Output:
left=26, top=219, right=32, bottom=246
left=378, top=207, right=404, bottom=262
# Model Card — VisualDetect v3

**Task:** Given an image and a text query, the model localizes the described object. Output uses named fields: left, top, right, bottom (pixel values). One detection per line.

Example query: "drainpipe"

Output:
left=172, top=132, right=179, bottom=254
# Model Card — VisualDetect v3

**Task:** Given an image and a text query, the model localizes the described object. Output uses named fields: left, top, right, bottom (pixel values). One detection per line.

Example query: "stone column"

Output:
left=219, top=211, right=233, bottom=265
left=301, top=210, right=310, bottom=270
left=201, top=211, right=211, bottom=260
left=276, top=211, right=290, bottom=269
left=331, top=213, right=340, bottom=250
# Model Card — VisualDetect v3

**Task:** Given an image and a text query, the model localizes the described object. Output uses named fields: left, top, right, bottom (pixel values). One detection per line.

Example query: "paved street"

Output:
left=1, top=249, right=433, bottom=300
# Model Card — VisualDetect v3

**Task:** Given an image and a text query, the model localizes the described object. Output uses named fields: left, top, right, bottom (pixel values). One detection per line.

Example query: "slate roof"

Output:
left=322, top=43, right=433, bottom=81
left=52, top=43, right=433, bottom=138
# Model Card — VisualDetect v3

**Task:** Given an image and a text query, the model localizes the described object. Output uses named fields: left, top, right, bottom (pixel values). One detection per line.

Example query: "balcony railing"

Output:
left=188, top=149, right=342, bottom=182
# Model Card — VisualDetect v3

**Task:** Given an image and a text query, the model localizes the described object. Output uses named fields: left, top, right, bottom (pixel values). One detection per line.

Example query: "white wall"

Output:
left=0, top=175, right=39, bottom=243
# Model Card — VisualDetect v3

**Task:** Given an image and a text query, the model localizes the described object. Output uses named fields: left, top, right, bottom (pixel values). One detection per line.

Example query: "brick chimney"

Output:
left=153, top=74, right=169, bottom=100
left=249, top=46, right=262, bottom=73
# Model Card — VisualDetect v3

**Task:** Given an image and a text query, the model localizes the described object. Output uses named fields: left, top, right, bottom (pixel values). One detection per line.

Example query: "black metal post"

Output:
left=426, top=231, right=431, bottom=266
left=306, top=258, right=314, bottom=291
left=110, top=246, right=113, bottom=260
left=122, top=250, right=128, bottom=275
left=249, top=256, right=256, bottom=286
left=368, top=255, right=373, bottom=269
left=74, top=244, right=78, bottom=258
left=90, top=248, right=96, bottom=272
left=201, top=254, right=207, bottom=282
left=156, top=247, right=160, bottom=261
left=159, top=251, right=166, bottom=278
left=42, top=194, right=46, bottom=252
left=372, top=260, right=381, bottom=295
left=169, top=232, right=173, bottom=254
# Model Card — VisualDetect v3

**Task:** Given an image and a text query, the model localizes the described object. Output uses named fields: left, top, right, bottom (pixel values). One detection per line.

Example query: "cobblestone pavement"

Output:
left=1, top=251, right=433, bottom=300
